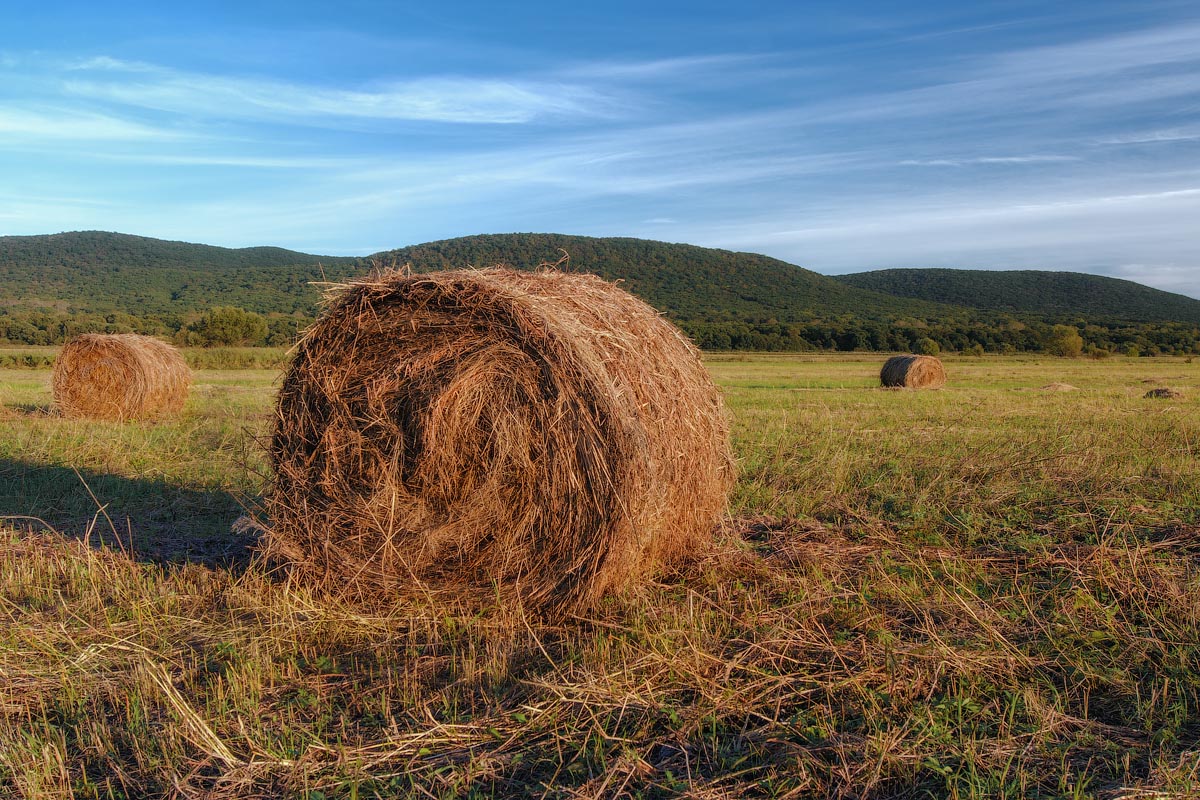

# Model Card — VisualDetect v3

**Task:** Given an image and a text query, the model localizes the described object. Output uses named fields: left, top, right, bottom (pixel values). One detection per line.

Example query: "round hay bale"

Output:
left=1144, top=387, right=1182, bottom=399
left=267, top=268, right=735, bottom=614
left=880, top=354, right=946, bottom=389
left=52, top=334, right=191, bottom=421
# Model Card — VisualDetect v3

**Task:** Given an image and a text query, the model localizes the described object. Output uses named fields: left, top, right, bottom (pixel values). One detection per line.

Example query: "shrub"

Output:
left=189, top=307, right=268, bottom=347
left=915, top=337, right=940, bottom=356
left=1046, top=325, right=1084, bottom=358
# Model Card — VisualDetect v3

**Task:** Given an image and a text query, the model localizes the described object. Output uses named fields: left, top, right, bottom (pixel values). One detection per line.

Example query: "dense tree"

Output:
left=1045, top=324, right=1084, bottom=357
left=916, top=337, right=940, bottom=355
left=188, top=307, right=269, bottom=346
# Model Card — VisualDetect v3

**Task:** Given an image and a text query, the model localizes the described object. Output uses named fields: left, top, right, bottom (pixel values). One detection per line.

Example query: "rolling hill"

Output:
left=1, top=231, right=948, bottom=323
left=359, top=233, right=949, bottom=323
left=0, top=231, right=358, bottom=317
left=834, top=268, right=1200, bottom=325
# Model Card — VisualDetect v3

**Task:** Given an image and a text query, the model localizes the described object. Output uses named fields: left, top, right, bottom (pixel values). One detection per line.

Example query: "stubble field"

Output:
left=1, top=353, right=1197, bottom=799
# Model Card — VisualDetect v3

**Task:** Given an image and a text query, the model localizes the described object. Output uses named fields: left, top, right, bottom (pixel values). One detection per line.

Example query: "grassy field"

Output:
left=1, top=353, right=1197, bottom=798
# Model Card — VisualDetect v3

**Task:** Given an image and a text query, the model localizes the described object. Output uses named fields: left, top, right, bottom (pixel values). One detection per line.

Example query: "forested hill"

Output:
left=2, top=230, right=1198, bottom=354
left=361, top=233, right=944, bottom=322
left=0, top=230, right=338, bottom=270
left=834, top=268, right=1200, bottom=325
left=2, top=230, right=945, bottom=322
left=0, top=231, right=358, bottom=316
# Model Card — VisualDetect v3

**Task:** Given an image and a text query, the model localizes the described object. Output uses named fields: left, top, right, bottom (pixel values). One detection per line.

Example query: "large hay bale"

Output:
left=52, top=334, right=191, bottom=421
left=267, top=268, right=734, bottom=613
left=880, top=354, right=946, bottom=389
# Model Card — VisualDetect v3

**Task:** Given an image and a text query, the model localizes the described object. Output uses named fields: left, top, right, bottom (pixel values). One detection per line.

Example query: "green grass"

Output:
left=1, top=354, right=1198, bottom=798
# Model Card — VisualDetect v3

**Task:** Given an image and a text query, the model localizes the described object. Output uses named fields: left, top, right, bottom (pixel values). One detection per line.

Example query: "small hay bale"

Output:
left=1144, top=387, right=1183, bottom=399
left=266, top=268, right=735, bottom=614
left=880, top=354, right=946, bottom=389
left=52, top=334, right=191, bottom=421
left=1040, top=382, right=1078, bottom=392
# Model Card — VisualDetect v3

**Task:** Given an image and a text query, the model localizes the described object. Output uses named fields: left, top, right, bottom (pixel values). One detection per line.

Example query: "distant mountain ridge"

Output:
left=834, top=268, right=1200, bottom=325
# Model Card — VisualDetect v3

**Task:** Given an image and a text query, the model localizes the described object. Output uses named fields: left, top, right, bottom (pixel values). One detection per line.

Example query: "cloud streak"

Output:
left=900, top=155, right=1080, bottom=167
left=62, top=60, right=617, bottom=125
left=0, top=106, right=186, bottom=141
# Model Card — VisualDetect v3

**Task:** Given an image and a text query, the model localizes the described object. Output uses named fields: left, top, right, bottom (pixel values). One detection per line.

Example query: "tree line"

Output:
left=2, top=306, right=1197, bottom=356
left=679, top=318, right=1198, bottom=356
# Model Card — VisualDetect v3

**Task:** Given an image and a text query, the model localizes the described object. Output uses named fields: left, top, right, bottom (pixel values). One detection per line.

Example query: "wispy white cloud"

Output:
left=900, top=155, right=1080, bottom=167
left=326, top=115, right=867, bottom=199
left=986, top=21, right=1200, bottom=80
left=67, top=56, right=157, bottom=72
left=561, top=53, right=769, bottom=81
left=1100, top=127, right=1200, bottom=145
left=0, top=106, right=185, bottom=141
left=63, top=61, right=617, bottom=125
left=804, top=21, right=1200, bottom=126
left=93, top=152, right=362, bottom=169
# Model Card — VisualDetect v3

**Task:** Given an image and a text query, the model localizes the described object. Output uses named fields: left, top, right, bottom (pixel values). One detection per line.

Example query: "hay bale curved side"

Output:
left=266, top=268, right=735, bottom=613
left=52, top=334, right=192, bottom=420
left=880, top=354, right=946, bottom=389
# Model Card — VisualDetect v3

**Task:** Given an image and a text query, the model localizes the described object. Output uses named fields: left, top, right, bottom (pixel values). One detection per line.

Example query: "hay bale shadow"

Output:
left=7, top=403, right=55, bottom=416
left=0, top=459, right=255, bottom=569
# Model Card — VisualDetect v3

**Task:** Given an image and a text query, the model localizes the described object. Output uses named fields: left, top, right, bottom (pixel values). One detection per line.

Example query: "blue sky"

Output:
left=3, top=1, right=1199, bottom=295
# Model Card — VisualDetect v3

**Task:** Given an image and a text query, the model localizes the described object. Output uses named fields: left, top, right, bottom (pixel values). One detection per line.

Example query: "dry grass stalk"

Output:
left=880, top=354, right=946, bottom=389
left=52, top=333, right=191, bottom=421
left=266, top=268, right=734, bottom=614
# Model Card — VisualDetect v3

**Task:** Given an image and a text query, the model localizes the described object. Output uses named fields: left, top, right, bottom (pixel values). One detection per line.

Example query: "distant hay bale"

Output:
left=880, top=354, right=946, bottom=389
left=1144, top=387, right=1183, bottom=399
left=266, top=268, right=735, bottom=614
left=52, top=334, right=191, bottom=421
left=1041, top=382, right=1078, bottom=392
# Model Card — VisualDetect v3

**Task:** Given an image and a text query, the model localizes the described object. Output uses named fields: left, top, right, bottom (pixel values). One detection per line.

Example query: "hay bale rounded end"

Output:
left=52, top=334, right=192, bottom=421
left=880, top=354, right=946, bottom=389
left=266, top=268, right=735, bottom=615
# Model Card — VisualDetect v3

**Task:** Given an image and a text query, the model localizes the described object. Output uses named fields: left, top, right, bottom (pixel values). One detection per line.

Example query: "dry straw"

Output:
left=266, top=268, right=734, bottom=614
left=880, top=354, right=946, bottom=389
left=52, top=334, right=191, bottom=421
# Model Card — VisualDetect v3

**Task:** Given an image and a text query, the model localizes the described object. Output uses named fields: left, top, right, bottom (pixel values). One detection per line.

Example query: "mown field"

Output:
left=1, top=353, right=1197, bottom=799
